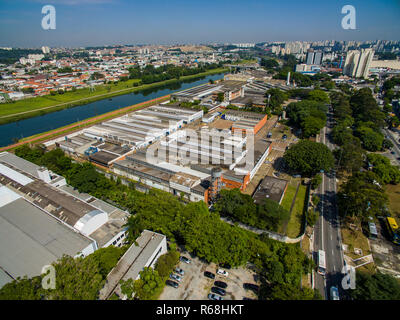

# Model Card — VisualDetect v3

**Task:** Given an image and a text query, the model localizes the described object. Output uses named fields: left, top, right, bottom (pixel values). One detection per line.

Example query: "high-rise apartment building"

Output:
left=343, top=48, right=374, bottom=78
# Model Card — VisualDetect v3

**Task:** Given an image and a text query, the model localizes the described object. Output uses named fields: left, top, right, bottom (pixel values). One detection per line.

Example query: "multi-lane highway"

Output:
left=313, top=105, right=345, bottom=299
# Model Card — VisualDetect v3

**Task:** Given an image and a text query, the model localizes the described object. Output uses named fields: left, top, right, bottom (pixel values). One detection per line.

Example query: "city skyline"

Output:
left=1, top=0, right=400, bottom=48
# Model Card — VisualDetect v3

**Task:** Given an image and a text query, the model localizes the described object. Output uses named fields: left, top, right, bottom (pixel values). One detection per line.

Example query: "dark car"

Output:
left=204, top=271, right=215, bottom=279
left=166, top=280, right=179, bottom=288
left=243, top=283, right=259, bottom=293
left=214, top=281, right=228, bottom=289
left=219, top=263, right=232, bottom=270
left=211, top=286, right=226, bottom=296
left=282, top=134, right=287, bottom=140
left=180, top=256, right=191, bottom=264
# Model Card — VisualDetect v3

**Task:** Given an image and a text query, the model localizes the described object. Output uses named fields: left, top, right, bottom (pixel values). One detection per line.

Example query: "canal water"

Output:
left=0, top=73, right=223, bottom=147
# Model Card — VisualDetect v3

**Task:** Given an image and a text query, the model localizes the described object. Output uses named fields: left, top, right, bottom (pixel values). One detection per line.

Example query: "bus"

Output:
left=386, top=217, right=400, bottom=245
left=317, top=250, right=326, bottom=276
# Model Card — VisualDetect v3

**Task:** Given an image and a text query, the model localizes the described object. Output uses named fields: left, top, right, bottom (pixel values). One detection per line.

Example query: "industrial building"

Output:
left=223, top=109, right=268, bottom=134
left=99, top=230, right=167, bottom=300
left=171, top=83, right=223, bottom=102
left=0, top=187, right=97, bottom=288
left=252, top=176, right=289, bottom=205
left=0, top=152, right=129, bottom=252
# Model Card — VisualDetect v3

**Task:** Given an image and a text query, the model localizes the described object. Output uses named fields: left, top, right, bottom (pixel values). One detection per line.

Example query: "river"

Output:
left=0, top=73, right=223, bottom=147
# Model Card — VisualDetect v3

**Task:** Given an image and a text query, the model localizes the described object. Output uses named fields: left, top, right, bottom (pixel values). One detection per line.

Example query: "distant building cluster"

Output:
left=0, top=45, right=236, bottom=102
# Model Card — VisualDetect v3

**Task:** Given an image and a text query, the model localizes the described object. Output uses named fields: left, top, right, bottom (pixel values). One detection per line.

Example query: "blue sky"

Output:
left=0, top=0, right=399, bottom=47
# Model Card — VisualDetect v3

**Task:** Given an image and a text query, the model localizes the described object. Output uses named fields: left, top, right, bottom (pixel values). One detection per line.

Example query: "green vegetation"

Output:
left=367, top=154, right=400, bottom=185
left=286, top=184, right=307, bottom=238
left=154, top=249, right=180, bottom=279
left=11, top=146, right=314, bottom=300
left=0, top=48, right=42, bottom=65
left=283, top=140, right=335, bottom=177
left=0, top=67, right=227, bottom=125
left=0, top=246, right=126, bottom=300
left=128, top=62, right=224, bottom=84
left=350, top=271, right=400, bottom=300
left=120, top=267, right=164, bottom=300
left=214, top=188, right=290, bottom=232
left=286, top=92, right=328, bottom=137
left=266, top=88, right=288, bottom=115
left=337, top=171, right=389, bottom=220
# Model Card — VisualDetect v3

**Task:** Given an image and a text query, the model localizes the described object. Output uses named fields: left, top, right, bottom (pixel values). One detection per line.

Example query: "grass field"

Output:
left=286, top=184, right=307, bottom=238
left=280, top=183, right=297, bottom=212
left=385, top=183, right=400, bottom=219
left=0, top=67, right=227, bottom=125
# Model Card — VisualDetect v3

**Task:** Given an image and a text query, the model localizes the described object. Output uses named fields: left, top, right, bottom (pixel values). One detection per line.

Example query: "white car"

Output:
left=217, top=269, right=229, bottom=277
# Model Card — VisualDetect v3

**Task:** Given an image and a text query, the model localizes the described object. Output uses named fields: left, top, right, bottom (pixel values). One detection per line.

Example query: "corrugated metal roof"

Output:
left=0, top=186, right=21, bottom=208
left=0, top=163, right=33, bottom=186
left=0, top=198, right=93, bottom=280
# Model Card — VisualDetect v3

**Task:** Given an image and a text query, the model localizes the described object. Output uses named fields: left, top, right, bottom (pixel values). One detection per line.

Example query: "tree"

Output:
left=337, top=171, right=388, bottom=219
left=310, top=174, right=322, bottom=189
left=334, top=137, right=364, bottom=173
left=261, top=58, right=279, bottom=70
left=355, top=126, right=384, bottom=152
left=155, top=250, right=180, bottom=279
left=266, top=88, right=287, bottom=114
left=350, top=271, right=400, bottom=300
left=302, top=116, right=326, bottom=137
left=132, top=267, right=164, bottom=300
left=217, top=92, right=224, bottom=102
left=283, top=140, right=335, bottom=177
left=307, top=89, right=329, bottom=104
left=367, top=153, right=400, bottom=185
left=307, top=209, right=319, bottom=227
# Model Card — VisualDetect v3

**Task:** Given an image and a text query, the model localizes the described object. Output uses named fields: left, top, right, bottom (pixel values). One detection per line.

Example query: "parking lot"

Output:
left=369, top=218, right=400, bottom=278
left=159, top=252, right=259, bottom=300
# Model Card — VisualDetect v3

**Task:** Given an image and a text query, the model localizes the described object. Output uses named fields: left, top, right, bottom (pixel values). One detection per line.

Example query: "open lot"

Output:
left=159, top=252, right=259, bottom=300
left=369, top=218, right=400, bottom=277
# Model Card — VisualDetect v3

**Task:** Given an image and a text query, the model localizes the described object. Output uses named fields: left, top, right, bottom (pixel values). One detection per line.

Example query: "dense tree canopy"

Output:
left=350, top=271, right=400, bottom=300
left=286, top=99, right=327, bottom=137
left=337, top=171, right=388, bottom=219
left=214, top=188, right=290, bottom=232
left=283, top=140, right=335, bottom=177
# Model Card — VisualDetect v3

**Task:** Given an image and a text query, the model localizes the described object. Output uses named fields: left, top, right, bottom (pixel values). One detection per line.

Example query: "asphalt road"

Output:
left=313, top=106, right=345, bottom=300
left=383, top=128, right=400, bottom=165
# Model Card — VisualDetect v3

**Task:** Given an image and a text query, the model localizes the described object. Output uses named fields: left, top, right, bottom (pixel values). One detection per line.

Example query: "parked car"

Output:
left=180, top=256, right=191, bottom=264
left=166, top=280, right=179, bottom=288
left=211, top=286, right=226, bottom=296
left=282, top=134, right=287, bottom=140
left=391, top=151, right=396, bottom=155
left=170, top=273, right=182, bottom=282
left=217, top=269, right=229, bottom=277
left=214, top=281, right=228, bottom=289
left=219, top=263, right=232, bottom=270
left=243, top=283, right=259, bottom=293
left=273, top=172, right=281, bottom=177
left=208, top=293, right=223, bottom=300
left=204, top=271, right=215, bottom=279
left=175, top=268, right=185, bottom=276
left=330, top=286, right=340, bottom=300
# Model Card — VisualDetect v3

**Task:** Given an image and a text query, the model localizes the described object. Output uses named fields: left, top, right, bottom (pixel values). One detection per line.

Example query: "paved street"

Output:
left=313, top=105, right=345, bottom=299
